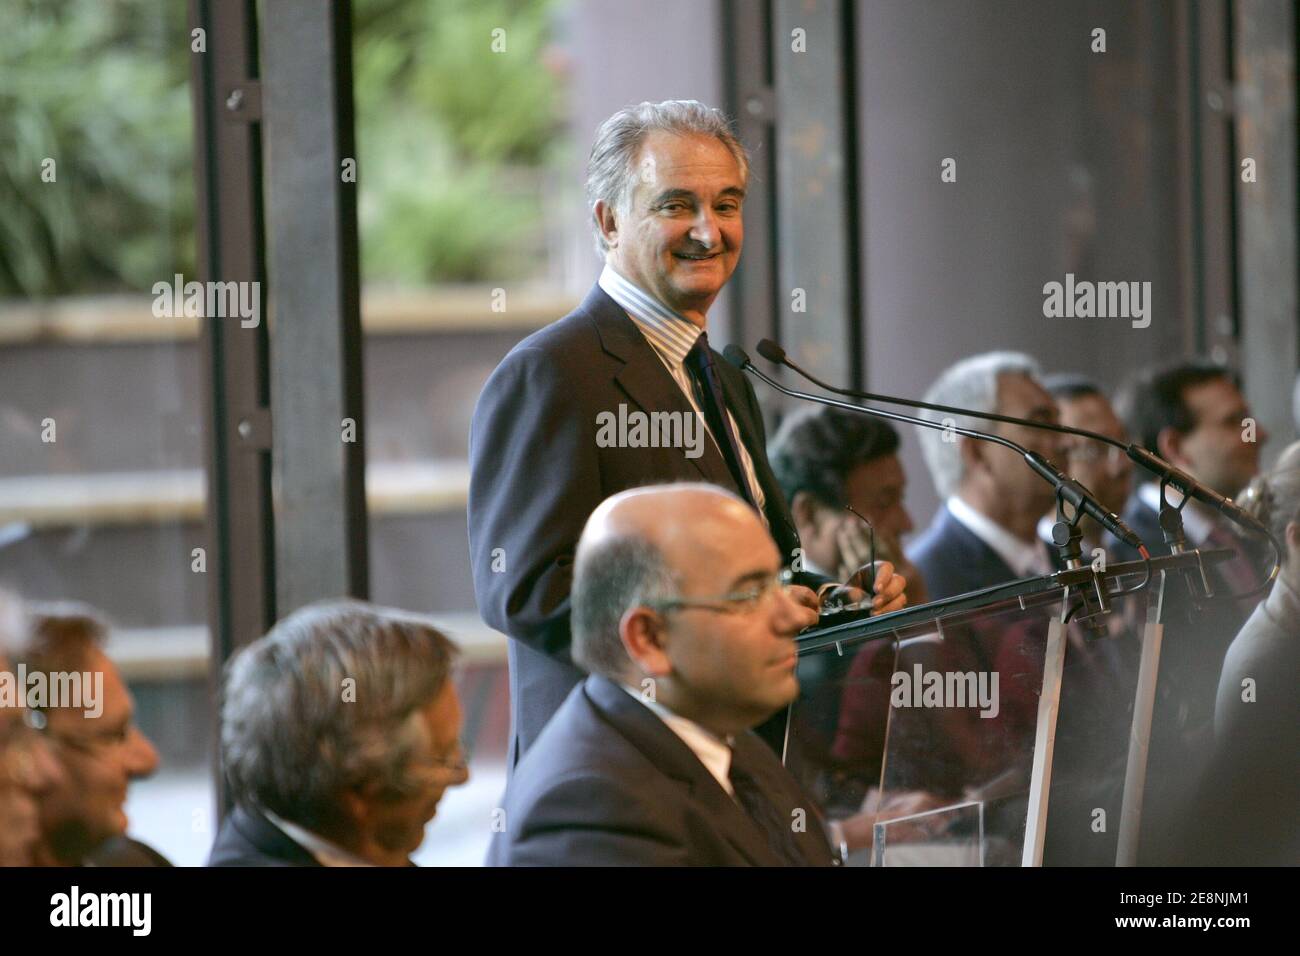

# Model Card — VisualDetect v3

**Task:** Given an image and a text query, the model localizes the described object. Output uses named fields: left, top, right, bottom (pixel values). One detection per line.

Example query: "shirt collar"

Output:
left=947, top=495, right=1050, bottom=578
left=598, top=264, right=701, bottom=369
left=620, top=684, right=735, bottom=796
left=262, top=809, right=375, bottom=868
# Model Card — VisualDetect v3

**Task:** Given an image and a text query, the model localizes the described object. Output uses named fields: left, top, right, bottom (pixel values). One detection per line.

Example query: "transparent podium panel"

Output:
left=786, top=566, right=1156, bottom=866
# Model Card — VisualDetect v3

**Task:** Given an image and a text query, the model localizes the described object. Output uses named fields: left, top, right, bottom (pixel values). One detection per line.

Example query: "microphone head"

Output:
left=721, top=344, right=751, bottom=370
left=756, top=339, right=786, bottom=365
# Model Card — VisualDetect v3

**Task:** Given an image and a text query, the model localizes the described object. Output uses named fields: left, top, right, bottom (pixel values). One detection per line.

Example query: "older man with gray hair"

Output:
left=208, top=600, right=468, bottom=867
left=469, top=99, right=906, bottom=767
left=909, top=351, right=1064, bottom=599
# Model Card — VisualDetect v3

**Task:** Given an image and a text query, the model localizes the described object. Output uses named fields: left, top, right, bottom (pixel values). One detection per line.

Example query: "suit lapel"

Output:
left=583, top=676, right=786, bottom=866
left=584, top=288, right=740, bottom=492
left=233, top=806, right=321, bottom=867
left=942, top=507, right=1017, bottom=587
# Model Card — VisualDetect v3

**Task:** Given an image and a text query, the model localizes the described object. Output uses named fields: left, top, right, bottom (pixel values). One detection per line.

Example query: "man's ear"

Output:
left=790, top=491, right=820, bottom=537
left=619, top=605, right=671, bottom=679
left=1156, top=426, right=1186, bottom=467
left=958, top=434, right=984, bottom=475
left=594, top=200, right=618, bottom=250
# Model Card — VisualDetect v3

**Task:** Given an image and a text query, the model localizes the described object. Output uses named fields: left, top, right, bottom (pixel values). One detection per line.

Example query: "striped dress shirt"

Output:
left=598, top=265, right=766, bottom=518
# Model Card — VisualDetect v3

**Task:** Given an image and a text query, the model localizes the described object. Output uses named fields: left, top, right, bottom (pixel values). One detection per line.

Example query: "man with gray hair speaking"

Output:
left=208, top=600, right=468, bottom=867
left=488, top=484, right=836, bottom=866
left=469, top=99, right=906, bottom=767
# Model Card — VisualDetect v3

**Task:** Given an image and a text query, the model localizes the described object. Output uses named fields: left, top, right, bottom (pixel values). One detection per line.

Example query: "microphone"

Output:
left=724, top=345, right=1146, bottom=555
left=756, top=338, right=1269, bottom=540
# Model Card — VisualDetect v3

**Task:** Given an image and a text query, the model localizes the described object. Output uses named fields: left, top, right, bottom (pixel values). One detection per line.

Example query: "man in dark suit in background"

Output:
left=488, top=484, right=837, bottom=866
left=468, top=100, right=906, bottom=765
left=908, top=351, right=1063, bottom=599
left=1112, top=360, right=1270, bottom=862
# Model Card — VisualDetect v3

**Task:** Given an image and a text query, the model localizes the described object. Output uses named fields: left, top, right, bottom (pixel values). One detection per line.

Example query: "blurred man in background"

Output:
left=770, top=406, right=927, bottom=603
left=1114, top=359, right=1270, bottom=863
left=210, top=600, right=468, bottom=867
left=1039, top=374, right=1136, bottom=561
left=23, top=602, right=168, bottom=866
left=910, top=351, right=1063, bottom=597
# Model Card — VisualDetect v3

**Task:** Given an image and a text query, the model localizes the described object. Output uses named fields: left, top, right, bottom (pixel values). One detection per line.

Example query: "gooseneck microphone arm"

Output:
left=723, top=345, right=1148, bottom=557
left=756, top=337, right=1271, bottom=540
left=755, top=338, right=1126, bottom=451
left=754, top=337, right=1281, bottom=598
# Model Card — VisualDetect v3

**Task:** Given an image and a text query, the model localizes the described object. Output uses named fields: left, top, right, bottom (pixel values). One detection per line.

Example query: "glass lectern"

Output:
left=784, top=553, right=1224, bottom=866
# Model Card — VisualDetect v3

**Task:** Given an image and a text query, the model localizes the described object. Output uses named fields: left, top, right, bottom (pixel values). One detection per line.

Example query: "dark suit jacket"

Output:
left=907, top=503, right=1053, bottom=601
left=84, top=835, right=172, bottom=867
left=486, top=675, right=836, bottom=866
left=207, top=805, right=322, bottom=868
left=468, top=284, right=827, bottom=762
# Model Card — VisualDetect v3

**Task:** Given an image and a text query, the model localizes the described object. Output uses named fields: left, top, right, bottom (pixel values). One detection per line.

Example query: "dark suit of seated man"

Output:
left=488, top=484, right=837, bottom=867
left=209, top=601, right=469, bottom=867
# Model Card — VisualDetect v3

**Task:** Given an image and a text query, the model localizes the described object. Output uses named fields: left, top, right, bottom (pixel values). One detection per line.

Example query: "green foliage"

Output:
left=353, top=0, right=568, bottom=284
left=0, top=0, right=568, bottom=298
left=0, top=0, right=194, bottom=299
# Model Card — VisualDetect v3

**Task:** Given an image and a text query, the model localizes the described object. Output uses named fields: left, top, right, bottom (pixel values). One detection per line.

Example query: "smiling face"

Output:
left=596, top=130, right=745, bottom=324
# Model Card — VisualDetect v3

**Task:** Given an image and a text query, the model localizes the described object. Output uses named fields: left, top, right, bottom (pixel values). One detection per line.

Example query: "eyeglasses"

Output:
left=645, top=568, right=796, bottom=615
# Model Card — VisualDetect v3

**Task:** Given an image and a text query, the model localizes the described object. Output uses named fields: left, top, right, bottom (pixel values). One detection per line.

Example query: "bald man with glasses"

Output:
left=488, top=484, right=841, bottom=866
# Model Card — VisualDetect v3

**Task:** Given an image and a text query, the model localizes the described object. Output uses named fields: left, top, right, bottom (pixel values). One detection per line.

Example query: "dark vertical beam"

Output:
left=1234, top=0, right=1298, bottom=460
left=188, top=0, right=274, bottom=663
left=189, top=0, right=274, bottom=820
left=260, top=0, right=368, bottom=611
left=723, top=0, right=778, bottom=393
left=1173, top=0, right=1205, bottom=356
left=772, top=0, right=857, bottom=390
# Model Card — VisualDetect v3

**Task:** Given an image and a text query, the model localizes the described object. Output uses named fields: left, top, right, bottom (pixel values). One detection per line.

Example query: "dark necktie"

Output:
left=728, top=753, right=809, bottom=866
left=684, top=331, right=754, bottom=505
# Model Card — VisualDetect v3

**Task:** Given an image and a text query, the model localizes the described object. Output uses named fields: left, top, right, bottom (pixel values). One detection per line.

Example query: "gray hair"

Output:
left=585, top=99, right=750, bottom=258
left=220, top=599, right=457, bottom=833
left=916, top=351, right=1042, bottom=499
left=571, top=534, right=678, bottom=681
left=1240, top=440, right=1300, bottom=559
